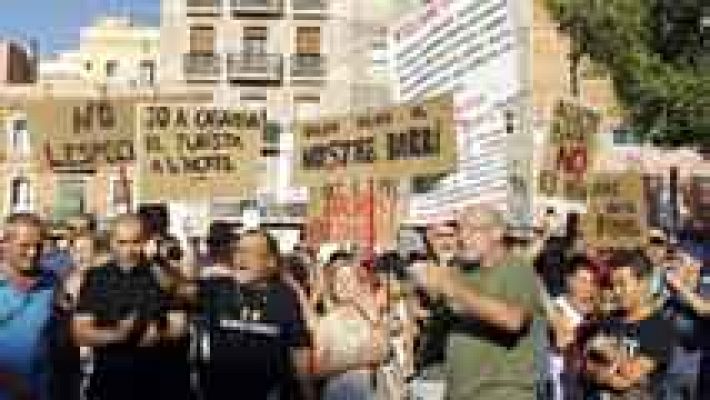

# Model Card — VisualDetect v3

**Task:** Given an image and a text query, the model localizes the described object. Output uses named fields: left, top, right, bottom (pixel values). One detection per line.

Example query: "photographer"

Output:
left=72, top=214, right=189, bottom=400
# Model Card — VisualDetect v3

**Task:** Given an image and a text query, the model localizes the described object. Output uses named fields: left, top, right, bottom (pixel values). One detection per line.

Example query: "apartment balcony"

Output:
left=227, top=53, right=283, bottom=83
left=292, top=0, right=327, bottom=16
left=231, top=0, right=283, bottom=16
left=186, top=0, right=222, bottom=16
left=290, top=54, right=326, bottom=80
left=183, top=53, right=222, bottom=82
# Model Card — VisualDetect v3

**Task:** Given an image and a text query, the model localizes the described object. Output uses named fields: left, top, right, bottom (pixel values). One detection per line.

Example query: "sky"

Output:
left=0, top=0, right=421, bottom=56
left=0, top=0, right=160, bottom=56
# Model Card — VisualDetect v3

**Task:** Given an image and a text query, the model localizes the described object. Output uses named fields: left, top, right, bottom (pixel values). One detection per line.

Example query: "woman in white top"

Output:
left=314, top=252, right=388, bottom=400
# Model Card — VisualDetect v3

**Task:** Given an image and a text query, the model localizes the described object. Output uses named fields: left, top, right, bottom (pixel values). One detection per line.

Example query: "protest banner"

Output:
left=305, top=179, right=402, bottom=250
left=538, top=99, right=600, bottom=202
left=26, top=99, right=137, bottom=171
left=137, top=104, right=264, bottom=201
left=293, top=94, right=456, bottom=186
left=583, top=172, right=648, bottom=248
left=688, top=175, right=710, bottom=235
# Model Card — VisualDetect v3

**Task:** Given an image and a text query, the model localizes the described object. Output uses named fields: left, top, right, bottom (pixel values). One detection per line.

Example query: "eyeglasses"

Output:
left=117, top=239, right=143, bottom=245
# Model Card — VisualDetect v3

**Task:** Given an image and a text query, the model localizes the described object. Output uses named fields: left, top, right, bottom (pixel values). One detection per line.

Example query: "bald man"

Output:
left=72, top=214, right=190, bottom=400
left=0, top=214, right=54, bottom=400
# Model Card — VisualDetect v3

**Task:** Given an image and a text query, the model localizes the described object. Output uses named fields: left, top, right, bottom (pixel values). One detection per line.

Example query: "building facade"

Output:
left=158, top=0, right=395, bottom=230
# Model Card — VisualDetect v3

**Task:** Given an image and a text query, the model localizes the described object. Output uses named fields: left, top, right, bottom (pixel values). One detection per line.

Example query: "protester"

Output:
left=195, top=229, right=312, bottom=400
left=49, top=233, right=101, bottom=400
left=311, top=251, right=386, bottom=400
left=72, top=214, right=189, bottom=400
left=585, top=249, right=677, bottom=399
left=543, top=254, right=601, bottom=400
left=410, top=206, right=540, bottom=400
left=0, top=214, right=55, bottom=400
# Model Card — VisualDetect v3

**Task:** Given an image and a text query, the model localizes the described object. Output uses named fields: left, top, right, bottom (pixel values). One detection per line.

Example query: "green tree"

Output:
left=545, top=0, right=708, bottom=145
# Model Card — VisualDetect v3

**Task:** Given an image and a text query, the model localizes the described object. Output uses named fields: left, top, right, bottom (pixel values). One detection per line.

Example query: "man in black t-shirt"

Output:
left=196, top=229, right=311, bottom=400
left=585, top=250, right=677, bottom=400
left=72, top=214, right=190, bottom=400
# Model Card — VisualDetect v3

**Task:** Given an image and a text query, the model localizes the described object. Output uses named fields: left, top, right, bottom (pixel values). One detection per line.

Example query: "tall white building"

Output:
left=391, top=0, right=533, bottom=223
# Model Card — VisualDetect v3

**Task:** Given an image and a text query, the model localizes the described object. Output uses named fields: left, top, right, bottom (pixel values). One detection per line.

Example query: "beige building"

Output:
left=158, top=0, right=396, bottom=224
left=39, top=17, right=160, bottom=90
left=1, top=16, right=211, bottom=225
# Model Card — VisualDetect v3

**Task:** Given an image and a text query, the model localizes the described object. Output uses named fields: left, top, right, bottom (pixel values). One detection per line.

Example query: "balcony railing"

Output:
left=231, top=0, right=283, bottom=15
left=292, top=0, right=327, bottom=13
left=227, top=53, right=283, bottom=82
left=186, top=0, right=222, bottom=16
left=290, top=54, right=326, bottom=79
left=184, top=53, right=222, bottom=81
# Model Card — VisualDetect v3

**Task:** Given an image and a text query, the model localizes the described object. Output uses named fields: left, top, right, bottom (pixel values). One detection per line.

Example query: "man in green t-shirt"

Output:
left=411, top=206, right=541, bottom=400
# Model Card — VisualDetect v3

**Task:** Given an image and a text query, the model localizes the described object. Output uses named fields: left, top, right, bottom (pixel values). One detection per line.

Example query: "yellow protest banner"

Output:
left=26, top=99, right=136, bottom=170
left=538, top=99, right=600, bottom=202
left=137, top=104, right=264, bottom=201
left=293, top=94, right=456, bottom=186
left=583, top=172, right=648, bottom=248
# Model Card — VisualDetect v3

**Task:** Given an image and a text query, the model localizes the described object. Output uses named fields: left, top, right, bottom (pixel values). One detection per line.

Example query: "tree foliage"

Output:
left=545, top=0, right=708, bottom=145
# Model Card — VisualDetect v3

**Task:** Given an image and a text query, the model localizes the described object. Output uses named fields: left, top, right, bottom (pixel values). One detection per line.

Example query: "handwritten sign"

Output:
left=583, top=172, right=647, bottom=248
left=137, top=105, right=264, bottom=201
left=27, top=99, right=136, bottom=170
left=538, top=99, right=600, bottom=202
left=293, top=94, right=456, bottom=186
left=306, top=180, right=402, bottom=249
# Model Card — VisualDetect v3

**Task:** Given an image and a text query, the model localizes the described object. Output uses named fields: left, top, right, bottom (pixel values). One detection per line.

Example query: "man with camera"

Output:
left=72, top=214, right=189, bottom=400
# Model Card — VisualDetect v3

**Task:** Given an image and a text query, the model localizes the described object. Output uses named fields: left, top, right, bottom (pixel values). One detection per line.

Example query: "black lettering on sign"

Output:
left=302, top=145, right=327, bottom=169
left=605, top=201, right=637, bottom=214
left=323, top=122, right=340, bottom=136
left=73, top=101, right=115, bottom=134
left=357, top=116, right=372, bottom=130
left=303, top=124, right=322, bottom=138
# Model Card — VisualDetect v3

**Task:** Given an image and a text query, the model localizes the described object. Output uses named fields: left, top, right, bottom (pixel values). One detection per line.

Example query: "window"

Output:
left=11, top=118, right=30, bottom=155
left=54, top=180, right=86, bottom=222
left=139, top=60, right=155, bottom=86
left=84, top=61, right=92, bottom=71
left=243, top=27, right=267, bottom=54
left=296, top=27, right=321, bottom=54
left=10, top=177, right=32, bottom=213
left=190, top=25, right=216, bottom=54
left=105, top=60, right=118, bottom=78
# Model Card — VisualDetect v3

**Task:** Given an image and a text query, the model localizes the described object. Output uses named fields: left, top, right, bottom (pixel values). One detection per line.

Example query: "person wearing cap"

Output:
left=410, top=205, right=541, bottom=400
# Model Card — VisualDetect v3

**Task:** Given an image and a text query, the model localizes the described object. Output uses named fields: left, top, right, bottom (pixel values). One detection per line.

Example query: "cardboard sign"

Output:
left=538, top=99, right=600, bottom=202
left=26, top=99, right=137, bottom=171
left=689, top=175, right=710, bottom=234
left=306, top=180, right=402, bottom=250
left=293, top=94, right=456, bottom=185
left=583, top=172, right=647, bottom=248
left=137, top=105, right=264, bottom=201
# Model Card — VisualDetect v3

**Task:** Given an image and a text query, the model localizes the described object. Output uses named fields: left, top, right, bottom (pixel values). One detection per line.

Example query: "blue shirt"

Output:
left=0, top=274, right=55, bottom=400
left=39, top=250, right=73, bottom=279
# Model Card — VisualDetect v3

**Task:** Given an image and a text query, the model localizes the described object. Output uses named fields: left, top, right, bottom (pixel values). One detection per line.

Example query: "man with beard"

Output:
left=411, top=206, right=541, bottom=400
left=72, top=214, right=189, bottom=400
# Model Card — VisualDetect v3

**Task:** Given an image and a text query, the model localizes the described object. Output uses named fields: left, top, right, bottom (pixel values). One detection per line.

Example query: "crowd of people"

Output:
left=0, top=206, right=708, bottom=400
